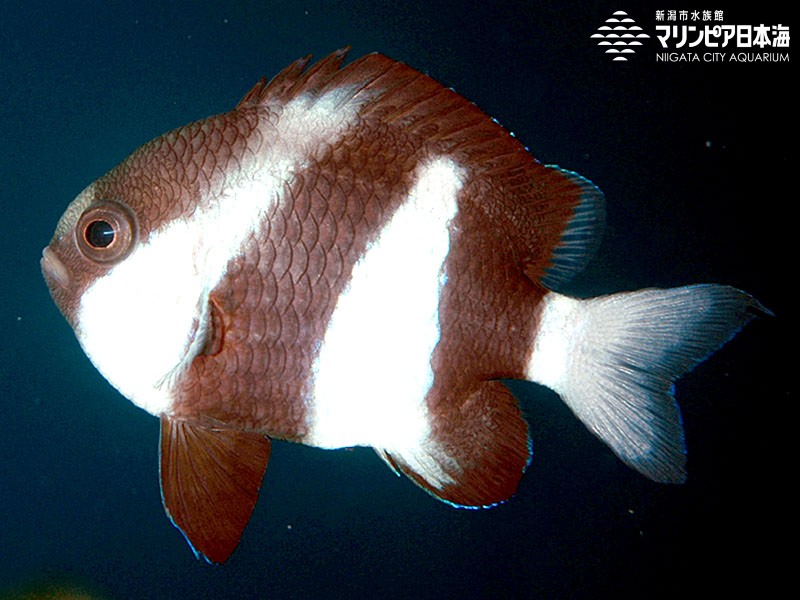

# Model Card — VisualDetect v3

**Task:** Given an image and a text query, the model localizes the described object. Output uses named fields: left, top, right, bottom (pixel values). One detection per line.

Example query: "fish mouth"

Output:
left=41, top=246, right=71, bottom=289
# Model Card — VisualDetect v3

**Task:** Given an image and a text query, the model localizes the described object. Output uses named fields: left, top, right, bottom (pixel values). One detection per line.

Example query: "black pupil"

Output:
left=85, top=220, right=115, bottom=248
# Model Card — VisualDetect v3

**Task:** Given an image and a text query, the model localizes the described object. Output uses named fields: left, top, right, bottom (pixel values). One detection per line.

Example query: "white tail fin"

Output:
left=527, top=285, right=767, bottom=483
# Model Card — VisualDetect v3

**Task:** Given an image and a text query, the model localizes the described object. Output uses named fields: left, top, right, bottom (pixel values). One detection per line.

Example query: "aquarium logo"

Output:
left=591, top=9, right=790, bottom=64
left=654, top=10, right=790, bottom=63
left=590, top=10, right=651, bottom=61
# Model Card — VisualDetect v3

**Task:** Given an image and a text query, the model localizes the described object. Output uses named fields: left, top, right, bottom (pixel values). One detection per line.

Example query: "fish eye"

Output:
left=76, top=200, right=138, bottom=264
left=85, top=220, right=115, bottom=248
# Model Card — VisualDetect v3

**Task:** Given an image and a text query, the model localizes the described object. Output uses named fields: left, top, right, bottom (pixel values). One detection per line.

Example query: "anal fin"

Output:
left=381, top=381, right=531, bottom=509
left=159, top=416, right=271, bottom=563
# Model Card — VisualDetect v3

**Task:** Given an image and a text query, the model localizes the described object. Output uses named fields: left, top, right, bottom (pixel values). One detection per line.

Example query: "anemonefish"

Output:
left=41, top=49, right=767, bottom=563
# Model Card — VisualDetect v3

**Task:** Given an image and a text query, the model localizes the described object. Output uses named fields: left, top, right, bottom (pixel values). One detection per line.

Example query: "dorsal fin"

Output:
left=538, top=167, right=606, bottom=290
left=236, top=50, right=603, bottom=290
left=159, top=416, right=271, bottom=563
left=233, top=49, right=536, bottom=169
left=235, top=48, right=350, bottom=109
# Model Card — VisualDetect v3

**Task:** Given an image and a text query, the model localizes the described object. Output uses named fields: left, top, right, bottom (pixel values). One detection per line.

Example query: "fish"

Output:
left=41, top=48, right=767, bottom=564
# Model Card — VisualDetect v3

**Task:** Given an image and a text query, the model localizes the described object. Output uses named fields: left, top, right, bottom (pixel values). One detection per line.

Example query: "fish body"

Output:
left=41, top=49, right=765, bottom=563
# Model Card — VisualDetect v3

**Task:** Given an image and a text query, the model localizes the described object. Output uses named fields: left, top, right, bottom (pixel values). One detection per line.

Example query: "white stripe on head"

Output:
left=307, top=156, right=465, bottom=488
left=76, top=89, right=363, bottom=416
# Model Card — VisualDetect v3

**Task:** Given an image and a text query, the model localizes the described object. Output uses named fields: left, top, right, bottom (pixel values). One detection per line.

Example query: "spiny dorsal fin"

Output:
left=159, top=416, right=271, bottom=563
left=235, top=48, right=349, bottom=109
left=234, top=49, right=535, bottom=169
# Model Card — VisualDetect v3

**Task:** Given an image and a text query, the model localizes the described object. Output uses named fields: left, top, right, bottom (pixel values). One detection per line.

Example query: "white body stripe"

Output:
left=76, top=91, right=363, bottom=416
left=525, top=291, right=580, bottom=392
left=306, top=157, right=465, bottom=488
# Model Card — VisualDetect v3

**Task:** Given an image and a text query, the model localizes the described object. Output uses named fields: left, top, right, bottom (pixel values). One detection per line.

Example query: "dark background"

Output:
left=1, top=1, right=792, bottom=598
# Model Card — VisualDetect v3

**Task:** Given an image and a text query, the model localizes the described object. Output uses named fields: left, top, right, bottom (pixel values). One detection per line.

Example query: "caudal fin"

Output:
left=528, top=284, right=769, bottom=483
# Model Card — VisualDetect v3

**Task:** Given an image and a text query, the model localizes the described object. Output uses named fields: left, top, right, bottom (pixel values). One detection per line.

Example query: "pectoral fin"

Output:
left=159, top=416, right=271, bottom=563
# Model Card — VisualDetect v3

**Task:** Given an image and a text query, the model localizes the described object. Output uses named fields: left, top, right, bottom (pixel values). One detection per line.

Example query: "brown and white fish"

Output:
left=41, top=49, right=766, bottom=563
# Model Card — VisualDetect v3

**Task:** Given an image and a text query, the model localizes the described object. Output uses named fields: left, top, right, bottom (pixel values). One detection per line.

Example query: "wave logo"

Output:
left=591, top=10, right=650, bottom=61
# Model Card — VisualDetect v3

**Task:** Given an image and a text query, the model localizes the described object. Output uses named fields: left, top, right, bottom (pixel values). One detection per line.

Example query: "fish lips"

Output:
left=41, top=246, right=71, bottom=291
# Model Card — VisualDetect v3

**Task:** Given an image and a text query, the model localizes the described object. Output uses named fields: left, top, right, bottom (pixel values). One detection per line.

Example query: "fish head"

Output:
left=42, top=185, right=138, bottom=322
left=41, top=134, right=216, bottom=417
